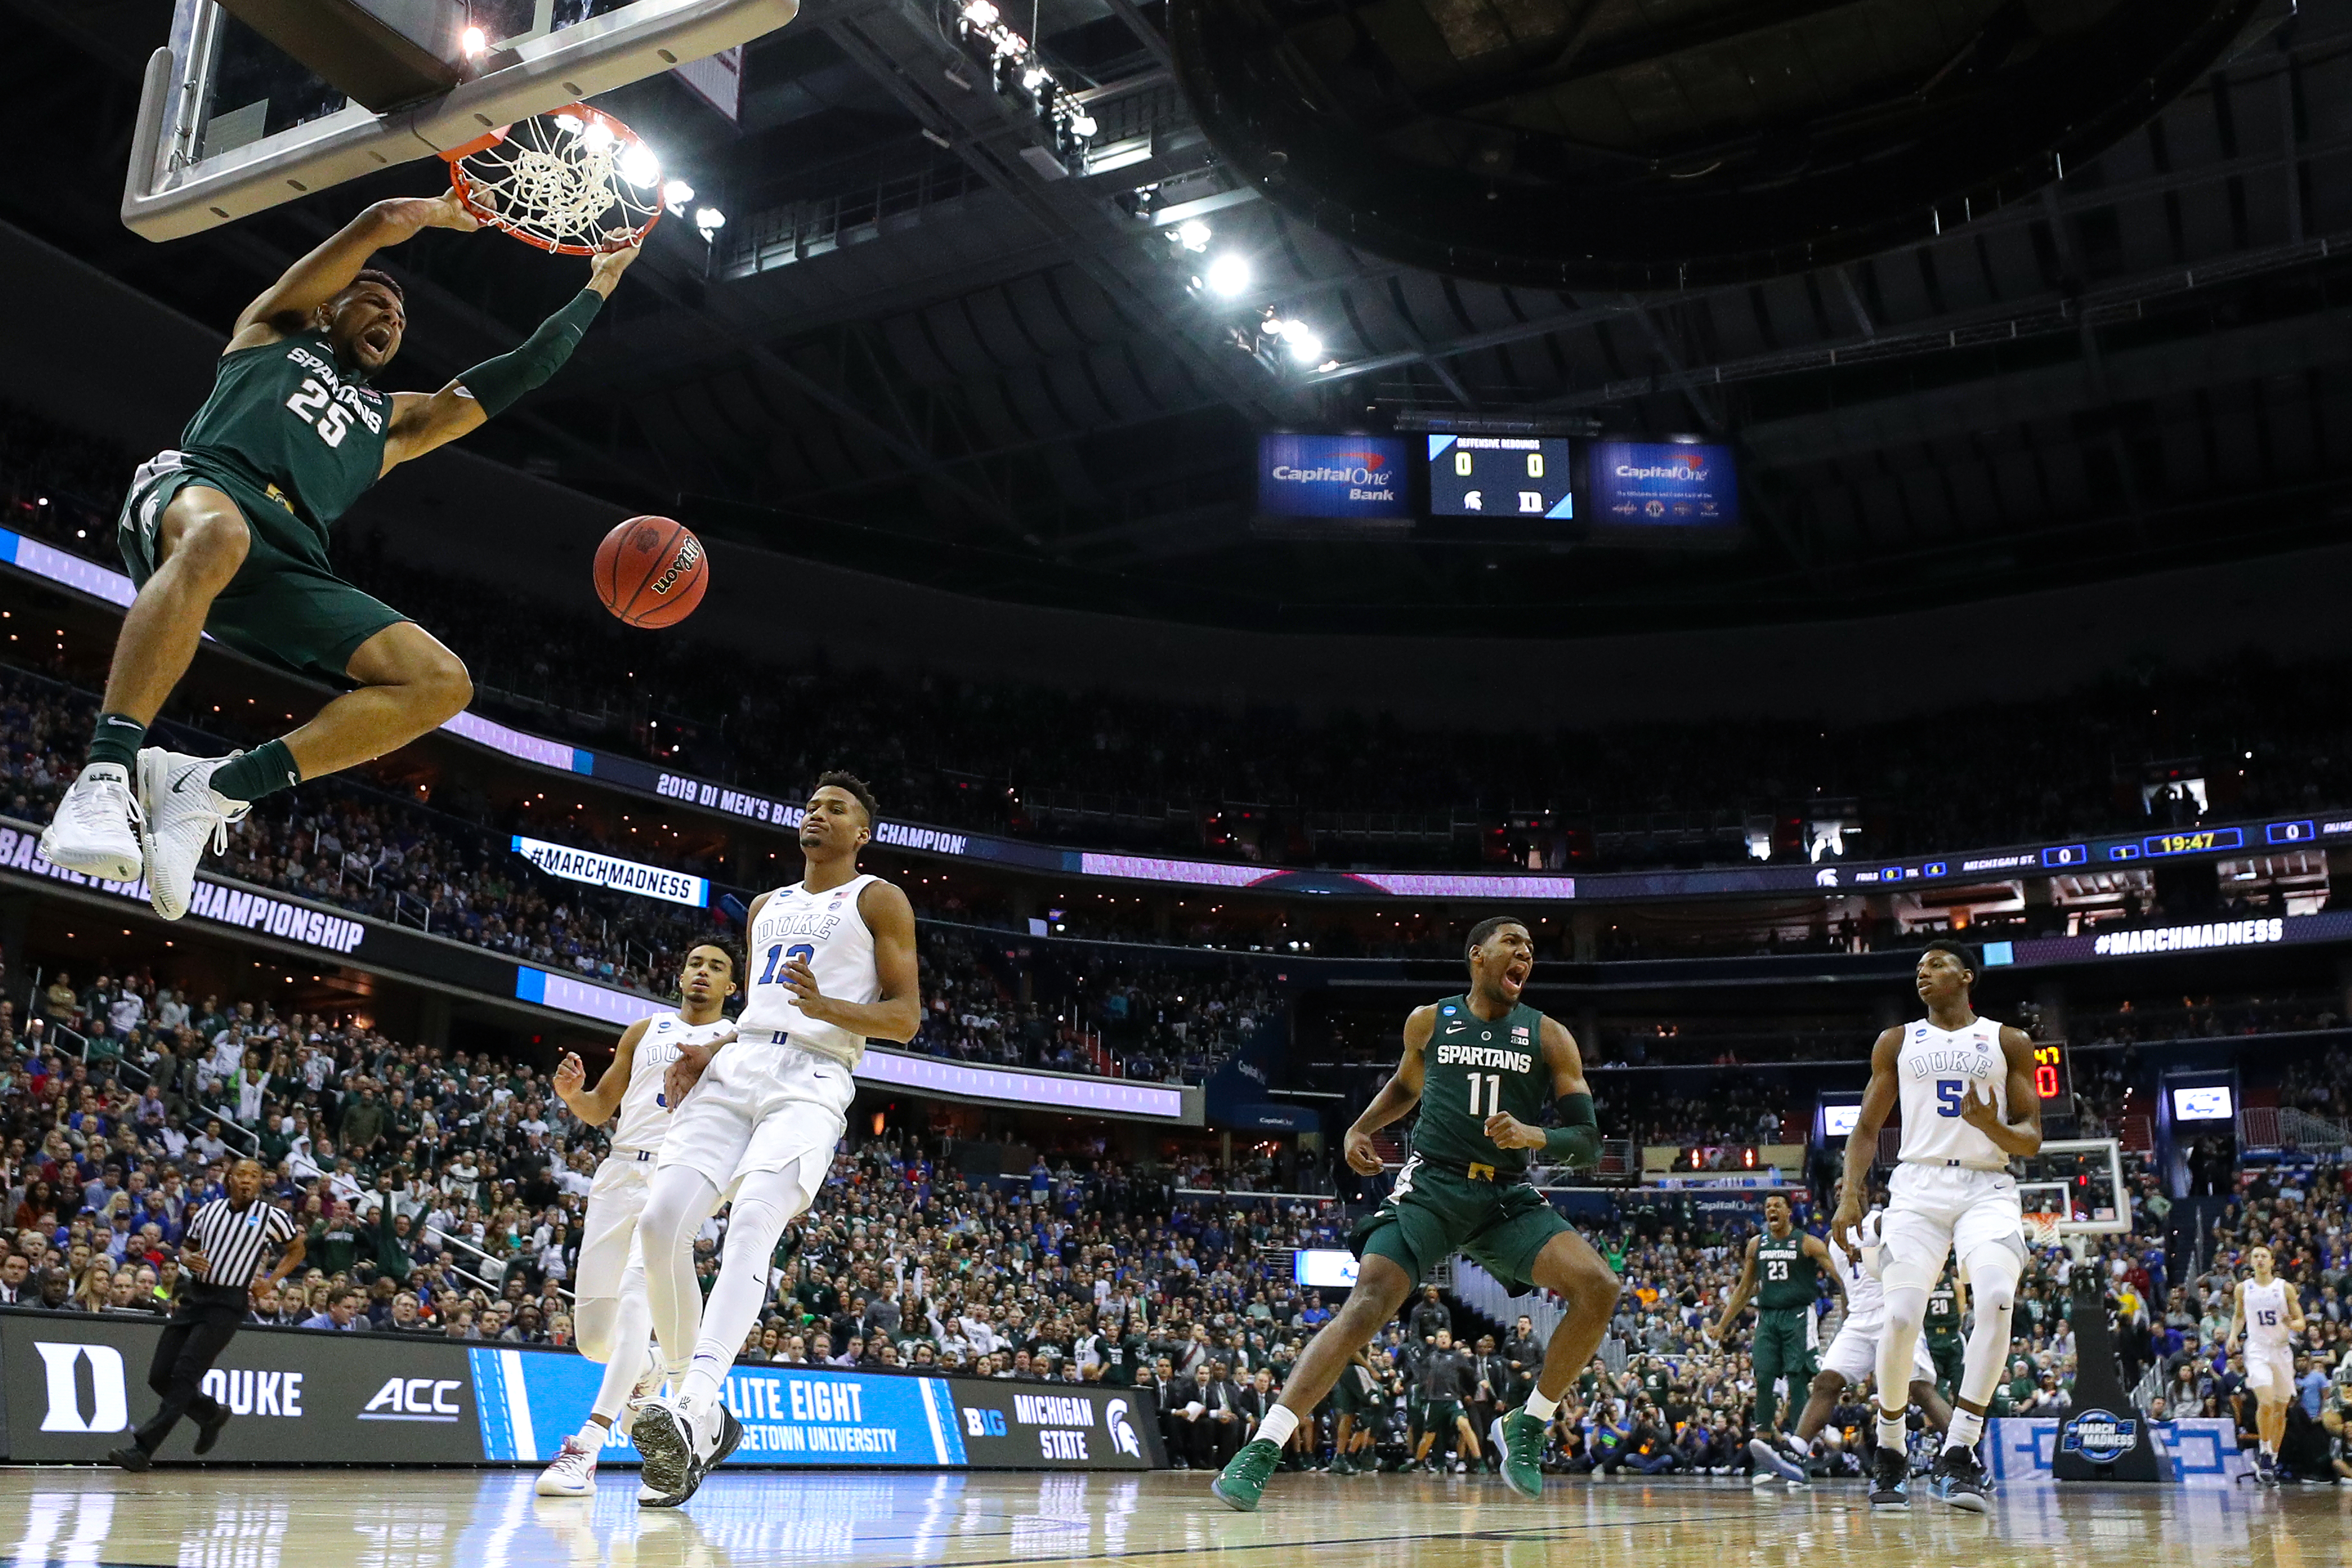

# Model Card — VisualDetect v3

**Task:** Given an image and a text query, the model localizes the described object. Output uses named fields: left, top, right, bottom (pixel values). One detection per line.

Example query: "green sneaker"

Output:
left=1499, top=1410, right=1547, bottom=1500
left=1212, top=1438, right=1284, bottom=1512
left=1329, top=1450, right=1357, bottom=1476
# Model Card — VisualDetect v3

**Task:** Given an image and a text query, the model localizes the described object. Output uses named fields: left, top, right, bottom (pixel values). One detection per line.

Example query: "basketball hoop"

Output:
left=444, top=105, right=663, bottom=255
left=2023, top=1209, right=2064, bottom=1251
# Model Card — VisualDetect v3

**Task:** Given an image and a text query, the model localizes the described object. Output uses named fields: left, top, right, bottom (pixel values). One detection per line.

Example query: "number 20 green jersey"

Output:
left=1410, top=995, right=1551, bottom=1178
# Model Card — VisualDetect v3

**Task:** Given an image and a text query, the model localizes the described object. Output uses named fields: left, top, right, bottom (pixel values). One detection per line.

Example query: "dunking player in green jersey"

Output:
left=38, top=191, right=637, bottom=918
left=1707, top=1192, right=1830, bottom=1455
left=1211, top=916, right=1621, bottom=1509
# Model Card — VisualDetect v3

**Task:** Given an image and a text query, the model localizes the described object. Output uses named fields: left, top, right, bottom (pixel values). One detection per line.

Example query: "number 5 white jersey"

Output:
left=611, top=1013, right=736, bottom=1156
left=1896, top=1015, right=2011, bottom=1171
left=739, top=875, right=881, bottom=1066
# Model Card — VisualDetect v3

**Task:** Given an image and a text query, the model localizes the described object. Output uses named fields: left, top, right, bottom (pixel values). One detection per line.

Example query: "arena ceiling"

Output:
left=4, top=0, right=2350, bottom=635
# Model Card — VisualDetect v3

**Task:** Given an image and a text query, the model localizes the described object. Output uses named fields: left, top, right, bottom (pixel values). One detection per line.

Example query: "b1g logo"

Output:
left=360, top=1376, right=465, bottom=1422
left=34, top=1343, right=131, bottom=1433
left=962, top=1407, right=1008, bottom=1437
left=2060, top=1408, right=2140, bottom=1463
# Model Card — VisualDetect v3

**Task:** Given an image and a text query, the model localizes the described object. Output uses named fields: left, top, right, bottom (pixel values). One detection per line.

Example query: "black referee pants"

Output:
left=133, top=1286, right=245, bottom=1455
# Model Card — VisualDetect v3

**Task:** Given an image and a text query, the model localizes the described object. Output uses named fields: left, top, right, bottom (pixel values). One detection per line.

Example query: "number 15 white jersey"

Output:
left=1895, top=1015, right=2011, bottom=1171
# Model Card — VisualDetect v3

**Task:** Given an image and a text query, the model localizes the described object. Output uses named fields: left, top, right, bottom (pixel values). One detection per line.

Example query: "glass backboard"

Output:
left=2016, top=1137, right=2132, bottom=1235
left=124, top=0, right=797, bottom=241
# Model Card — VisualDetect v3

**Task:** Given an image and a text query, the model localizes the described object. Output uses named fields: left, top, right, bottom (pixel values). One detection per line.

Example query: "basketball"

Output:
left=593, top=514, right=708, bottom=628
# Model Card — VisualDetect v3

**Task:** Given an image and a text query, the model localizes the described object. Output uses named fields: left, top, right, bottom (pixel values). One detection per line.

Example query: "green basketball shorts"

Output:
left=1349, top=1154, right=1572, bottom=1292
left=118, top=451, right=407, bottom=683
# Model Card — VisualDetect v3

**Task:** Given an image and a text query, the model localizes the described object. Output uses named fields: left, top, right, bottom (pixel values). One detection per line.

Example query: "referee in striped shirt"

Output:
left=113, top=1158, right=306, bottom=1470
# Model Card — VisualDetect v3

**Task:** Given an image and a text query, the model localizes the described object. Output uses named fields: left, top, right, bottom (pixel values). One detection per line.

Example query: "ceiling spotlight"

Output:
left=1068, top=112, right=1097, bottom=138
left=1203, top=253, right=1251, bottom=296
left=661, top=178, right=696, bottom=214
left=1022, top=65, right=1050, bottom=92
left=1176, top=220, right=1212, bottom=252
left=961, top=0, right=999, bottom=23
left=461, top=25, right=487, bottom=57
left=1284, top=327, right=1323, bottom=362
left=580, top=117, right=617, bottom=153
left=618, top=142, right=662, bottom=189
left=695, top=206, right=727, bottom=235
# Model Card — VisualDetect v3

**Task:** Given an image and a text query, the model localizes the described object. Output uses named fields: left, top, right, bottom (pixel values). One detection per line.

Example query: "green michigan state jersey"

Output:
left=1926, top=1283, right=1961, bottom=1337
left=182, top=330, right=391, bottom=539
left=1411, top=995, right=1550, bottom=1177
left=1756, top=1230, right=1818, bottom=1310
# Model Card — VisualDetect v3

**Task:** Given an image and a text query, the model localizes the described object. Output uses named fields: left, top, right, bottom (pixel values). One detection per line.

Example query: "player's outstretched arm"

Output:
left=232, top=191, right=478, bottom=350
left=555, top=1018, right=648, bottom=1126
left=380, top=240, right=641, bottom=474
left=1710, top=1237, right=1759, bottom=1342
left=1833, top=1028, right=1902, bottom=1254
left=1343, top=1006, right=1435, bottom=1176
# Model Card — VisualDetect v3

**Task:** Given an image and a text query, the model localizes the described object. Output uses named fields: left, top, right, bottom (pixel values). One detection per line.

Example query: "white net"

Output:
left=449, top=107, right=663, bottom=255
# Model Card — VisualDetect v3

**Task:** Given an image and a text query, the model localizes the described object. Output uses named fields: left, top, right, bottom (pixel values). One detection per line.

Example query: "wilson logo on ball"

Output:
left=594, top=515, right=709, bottom=629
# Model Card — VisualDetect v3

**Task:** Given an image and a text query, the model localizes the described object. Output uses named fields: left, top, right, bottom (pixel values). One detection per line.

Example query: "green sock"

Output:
left=211, top=739, right=301, bottom=804
left=88, top=712, right=146, bottom=772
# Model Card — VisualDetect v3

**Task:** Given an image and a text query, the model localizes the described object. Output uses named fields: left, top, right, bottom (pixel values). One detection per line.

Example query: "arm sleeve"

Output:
left=458, top=288, right=605, bottom=416
left=1542, top=1092, right=1602, bottom=1169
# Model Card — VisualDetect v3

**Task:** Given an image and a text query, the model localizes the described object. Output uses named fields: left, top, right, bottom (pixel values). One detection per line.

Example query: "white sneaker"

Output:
left=535, top=1435, right=599, bottom=1496
left=135, top=748, right=250, bottom=921
left=616, top=1355, right=667, bottom=1438
left=38, top=764, right=144, bottom=882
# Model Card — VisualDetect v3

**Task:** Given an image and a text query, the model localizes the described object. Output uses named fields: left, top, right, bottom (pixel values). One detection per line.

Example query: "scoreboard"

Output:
left=2031, top=1040, right=2071, bottom=1103
left=1425, top=434, right=1574, bottom=519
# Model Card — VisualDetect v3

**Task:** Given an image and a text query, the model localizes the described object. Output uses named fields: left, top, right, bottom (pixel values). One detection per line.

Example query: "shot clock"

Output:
left=1426, top=434, right=1575, bottom=519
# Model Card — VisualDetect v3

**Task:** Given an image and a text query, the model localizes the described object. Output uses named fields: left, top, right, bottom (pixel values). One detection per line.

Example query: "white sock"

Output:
left=1876, top=1408, right=1907, bottom=1451
left=2259, top=1439, right=2275, bottom=1456
left=576, top=1418, right=608, bottom=1453
left=1945, top=1408, right=1985, bottom=1451
left=1523, top=1391, right=1559, bottom=1422
left=1253, top=1405, right=1299, bottom=1448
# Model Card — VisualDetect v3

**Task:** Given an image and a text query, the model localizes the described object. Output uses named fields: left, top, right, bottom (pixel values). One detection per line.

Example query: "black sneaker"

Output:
left=108, top=1446, right=152, bottom=1473
left=194, top=1408, right=231, bottom=1456
left=1869, top=1445, right=1909, bottom=1509
left=1929, top=1445, right=1989, bottom=1514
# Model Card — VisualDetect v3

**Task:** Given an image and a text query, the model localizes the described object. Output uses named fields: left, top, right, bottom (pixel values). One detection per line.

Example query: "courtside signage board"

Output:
left=467, top=1348, right=1161, bottom=1470
left=1255, top=435, right=1411, bottom=519
left=510, top=834, right=710, bottom=907
left=0, top=1314, right=1163, bottom=1470
left=1588, top=441, right=1739, bottom=528
left=0, top=1314, right=485, bottom=1464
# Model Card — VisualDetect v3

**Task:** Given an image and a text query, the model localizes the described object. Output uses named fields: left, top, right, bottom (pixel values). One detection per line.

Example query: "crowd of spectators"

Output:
left=13, top=396, right=2352, bottom=881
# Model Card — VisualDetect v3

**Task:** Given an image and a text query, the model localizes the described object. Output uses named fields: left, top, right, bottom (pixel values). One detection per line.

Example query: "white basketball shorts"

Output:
left=655, top=1036, right=855, bottom=1208
left=575, top=1151, right=657, bottom=1302
left=1880, top=1164, right=2024, bottom=1277
left=2243, top=1348, right=2296, bottom=1395
left=1821, top=1313, right=1938, bottom=1387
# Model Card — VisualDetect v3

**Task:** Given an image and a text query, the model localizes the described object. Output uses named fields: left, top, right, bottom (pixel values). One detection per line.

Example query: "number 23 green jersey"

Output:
left=1411, top=995, right=1551, bottom=1178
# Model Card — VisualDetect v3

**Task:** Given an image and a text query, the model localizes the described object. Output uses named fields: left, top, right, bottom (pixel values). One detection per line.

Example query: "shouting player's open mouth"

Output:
left=1499, top=956, right=1532, bottom=995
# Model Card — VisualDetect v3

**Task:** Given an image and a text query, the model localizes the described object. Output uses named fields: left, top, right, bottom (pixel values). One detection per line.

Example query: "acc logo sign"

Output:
left=34, top=1343, right=131, bottom=1433
left=360, top=1376, right=465, bottom=1422
left=1104, top=1397, right=1143, bottom=1459
left=2059, top=1408, right=2140, bottom=1464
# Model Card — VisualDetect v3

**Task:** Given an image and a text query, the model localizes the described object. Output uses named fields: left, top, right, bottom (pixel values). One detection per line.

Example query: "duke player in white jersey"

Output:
left=631, top=772, right=921, bottom=1507
left=1834, top=940, right=2040, bottom=1513
left=2229, top=1244, right=2307, bottom=1484
left=536, top=942, right=740, bottom=1497
left=1751, top=1179, right=1951, bottom=1487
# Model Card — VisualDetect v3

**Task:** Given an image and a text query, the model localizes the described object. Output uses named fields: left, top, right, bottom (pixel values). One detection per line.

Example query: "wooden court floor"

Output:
left=0, top=1468, right=2345, bottom=1568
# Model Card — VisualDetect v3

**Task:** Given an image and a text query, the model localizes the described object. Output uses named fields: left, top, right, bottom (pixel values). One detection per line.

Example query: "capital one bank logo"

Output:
left=34, top=1342, right=131, bottom=1433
